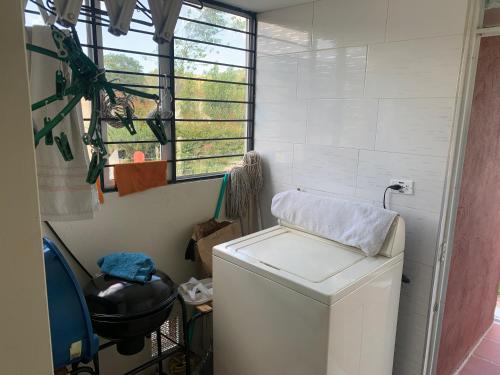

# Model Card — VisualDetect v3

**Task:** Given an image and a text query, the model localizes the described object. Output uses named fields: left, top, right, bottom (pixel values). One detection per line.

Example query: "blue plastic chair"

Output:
left=43, top=237, right=99, bottom=370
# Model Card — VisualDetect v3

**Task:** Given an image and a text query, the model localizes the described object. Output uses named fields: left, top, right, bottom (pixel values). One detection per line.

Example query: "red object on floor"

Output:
left=460, top=324, right=500, bottom=374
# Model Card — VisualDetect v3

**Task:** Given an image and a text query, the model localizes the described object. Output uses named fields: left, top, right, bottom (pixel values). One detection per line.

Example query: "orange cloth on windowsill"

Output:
left=114, top=160, right=167, bottom=197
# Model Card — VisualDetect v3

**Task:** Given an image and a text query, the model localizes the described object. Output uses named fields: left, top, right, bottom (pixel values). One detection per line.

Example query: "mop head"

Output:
left=225, top=151, right=263, bottom=219
left=243, top=151, right=263, bottom=193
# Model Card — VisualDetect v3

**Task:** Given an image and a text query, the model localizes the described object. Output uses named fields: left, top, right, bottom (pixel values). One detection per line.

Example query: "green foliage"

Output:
left=104, top=53, right=146, bottom=86
left=174, top=7, right=225, bottom=71
left=102, top=7, right=250, bottom=177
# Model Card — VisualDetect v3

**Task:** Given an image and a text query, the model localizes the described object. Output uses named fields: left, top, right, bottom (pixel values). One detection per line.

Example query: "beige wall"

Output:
left=0, top=1, right=53, bottom=374
left=50, top=179, right=221, bottom=284
left=46, top=179, right=222, bottom=373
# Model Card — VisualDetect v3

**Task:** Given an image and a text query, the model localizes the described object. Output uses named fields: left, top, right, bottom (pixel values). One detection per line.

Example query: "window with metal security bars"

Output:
left=24, top=1, right=256, bottom=190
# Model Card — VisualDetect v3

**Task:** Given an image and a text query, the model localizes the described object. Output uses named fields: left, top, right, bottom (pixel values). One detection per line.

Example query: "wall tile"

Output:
left=293, top=144, right=359, bottom=194
left=293, top=187, right=378, bottom=206
left=392, top=259, right=432, bottom=375
left=356, top=150, right=447, bottom=213
left=297, top=47, right=367, bottom=99
left=306, top=99, right=378, bottom=149
left=255, top=100, right=307, bottom=143
left=253, top=3, right=468, bottom=373
left=393, top=357, right=423, bottom=375
left=375, top=98, right=455, bottom=157
left=256, top=54, right=298, bottom=103
left=392, top=205, right=440, bottom=267
left=394, top=309, right=428, bottom=373
left=387, top=0, right=468, bottom=42
left=259, top=181, right=295, bottom=228
left=254, top=140, right=293, bottom=186
left=313, top=0, right=387, bottom=49
left=257, top=3, right=313, bottom=56
left=400, top=260, right=434, bottom=316
left=365, top=35, right=463, bottom=98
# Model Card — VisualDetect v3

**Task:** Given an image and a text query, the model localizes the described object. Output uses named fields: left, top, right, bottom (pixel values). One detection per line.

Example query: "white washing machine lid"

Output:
left=213, top=225, right=403, bottom=305
left=232, top=230, right=364, bottom=283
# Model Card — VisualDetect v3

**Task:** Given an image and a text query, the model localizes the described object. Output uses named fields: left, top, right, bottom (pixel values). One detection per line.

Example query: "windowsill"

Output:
left=102, top=172, right=225, bottom=193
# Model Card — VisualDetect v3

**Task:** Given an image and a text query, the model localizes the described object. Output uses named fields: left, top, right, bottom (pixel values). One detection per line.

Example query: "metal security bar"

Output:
left=177, top=15, right=256, bottom=35
left=174, top=35, right=253, bottom=52
left=170, top=1, right=256, bottom=181
left=24, top=0, right=257, bottom=189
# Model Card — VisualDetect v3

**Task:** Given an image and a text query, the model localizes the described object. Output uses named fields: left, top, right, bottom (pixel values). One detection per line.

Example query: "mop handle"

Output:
left=214, top=173, right=229, bottom=219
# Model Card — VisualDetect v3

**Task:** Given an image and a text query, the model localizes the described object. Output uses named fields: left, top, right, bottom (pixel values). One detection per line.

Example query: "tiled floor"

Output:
left=460, top=324, right=500, bottom=374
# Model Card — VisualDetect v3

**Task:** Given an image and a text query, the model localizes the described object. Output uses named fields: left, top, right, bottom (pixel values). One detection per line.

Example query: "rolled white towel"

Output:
left=271, top=190, right=398, bottom=256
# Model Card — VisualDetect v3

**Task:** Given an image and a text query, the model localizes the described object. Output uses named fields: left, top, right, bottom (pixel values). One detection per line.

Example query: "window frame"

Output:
left=25, top=0, right=257, bottom=191
left=167, top=2, right=257, bottom=184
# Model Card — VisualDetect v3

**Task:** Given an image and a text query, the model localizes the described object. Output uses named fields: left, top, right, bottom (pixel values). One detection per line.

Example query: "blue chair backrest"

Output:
left=43, top=237, right=99, bottom=369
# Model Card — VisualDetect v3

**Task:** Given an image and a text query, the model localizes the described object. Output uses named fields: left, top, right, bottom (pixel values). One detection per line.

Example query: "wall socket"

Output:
left=390, top=179, right=414, bottom=195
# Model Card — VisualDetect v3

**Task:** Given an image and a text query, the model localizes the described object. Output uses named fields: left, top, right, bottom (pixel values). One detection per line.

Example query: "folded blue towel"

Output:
left=97, top=252, right=156, bottom=283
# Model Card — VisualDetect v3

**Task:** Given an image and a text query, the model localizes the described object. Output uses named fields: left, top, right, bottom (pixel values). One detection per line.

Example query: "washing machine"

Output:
left=213, top=215, right=405, bottom=375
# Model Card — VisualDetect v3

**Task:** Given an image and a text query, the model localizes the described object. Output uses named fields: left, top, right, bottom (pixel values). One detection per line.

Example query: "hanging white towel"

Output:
left=271, top=190, right=398, bottom=256
left=27, top=25, right=98, bottom=221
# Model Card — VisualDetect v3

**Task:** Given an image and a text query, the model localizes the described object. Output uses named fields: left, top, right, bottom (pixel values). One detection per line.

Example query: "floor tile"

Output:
left=460, top=355, right=500, bottom=375
left=476, top=338, right=500, bottom=365
left=487, top=325, right=500, bottom=344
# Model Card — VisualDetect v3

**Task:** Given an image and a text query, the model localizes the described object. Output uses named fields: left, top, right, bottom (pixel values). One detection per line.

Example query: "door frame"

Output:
left=423, top=1, right=500, bottom=373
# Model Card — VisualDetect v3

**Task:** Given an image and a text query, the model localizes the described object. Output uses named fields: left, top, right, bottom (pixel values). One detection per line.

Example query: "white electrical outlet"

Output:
left=390, top=179, right=414, bottom=195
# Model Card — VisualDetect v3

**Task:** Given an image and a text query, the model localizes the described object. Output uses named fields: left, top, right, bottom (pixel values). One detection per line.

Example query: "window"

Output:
left=24, top=1, right=256, bottom=190
left=173, top=5, right=256, bottom=180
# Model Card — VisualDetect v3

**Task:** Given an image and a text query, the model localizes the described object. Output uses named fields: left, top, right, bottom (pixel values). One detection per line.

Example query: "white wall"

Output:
left=0, top=1, right=53, bottom=374
left=49, top=179, right=221, bottom=284
left=44, top=179, right=221, bottom=374
left=254, top=1, right=469, bottom=374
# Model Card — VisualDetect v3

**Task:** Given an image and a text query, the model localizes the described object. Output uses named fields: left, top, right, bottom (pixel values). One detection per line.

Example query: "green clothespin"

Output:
left=84, top=90, right=100, bottom=145
left=86, top=151, right=107, bottom=184
left=117, top=105, right=137, bottom=136
left=54, top=132, right=74, bottom=161
left=34, top=93, right=84, bottom=146
left=55, top=70, right=66, bottom=99
left=29, top=25, right=170, bottom=186
left=91, top=130, right=107, bottom=157
left=44, top=117, right=54, bottom=145
left=146, top=113, right=168, bottom=145
left=103, top=85, right=117, bottom=105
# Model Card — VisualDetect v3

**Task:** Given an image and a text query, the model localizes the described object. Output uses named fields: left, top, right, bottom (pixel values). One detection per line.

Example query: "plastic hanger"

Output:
left=27, top=25, right=161, bottom=184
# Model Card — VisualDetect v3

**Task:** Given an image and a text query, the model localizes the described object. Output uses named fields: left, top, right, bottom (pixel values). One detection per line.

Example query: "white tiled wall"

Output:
left=365, top=36, right=464, bottom=98
left=254, top=1, right=468, bottom=374
left=306, top=99, right=379, bottom=148
left=257, top=4, right=313, bottom=55
left=312, top=0, right=388, bottom=49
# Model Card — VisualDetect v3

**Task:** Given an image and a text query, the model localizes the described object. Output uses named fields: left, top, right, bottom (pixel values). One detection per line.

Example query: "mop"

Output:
left=225, top=150, right=264, bottom=234
left=184, top=151, right=263, bottom=266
